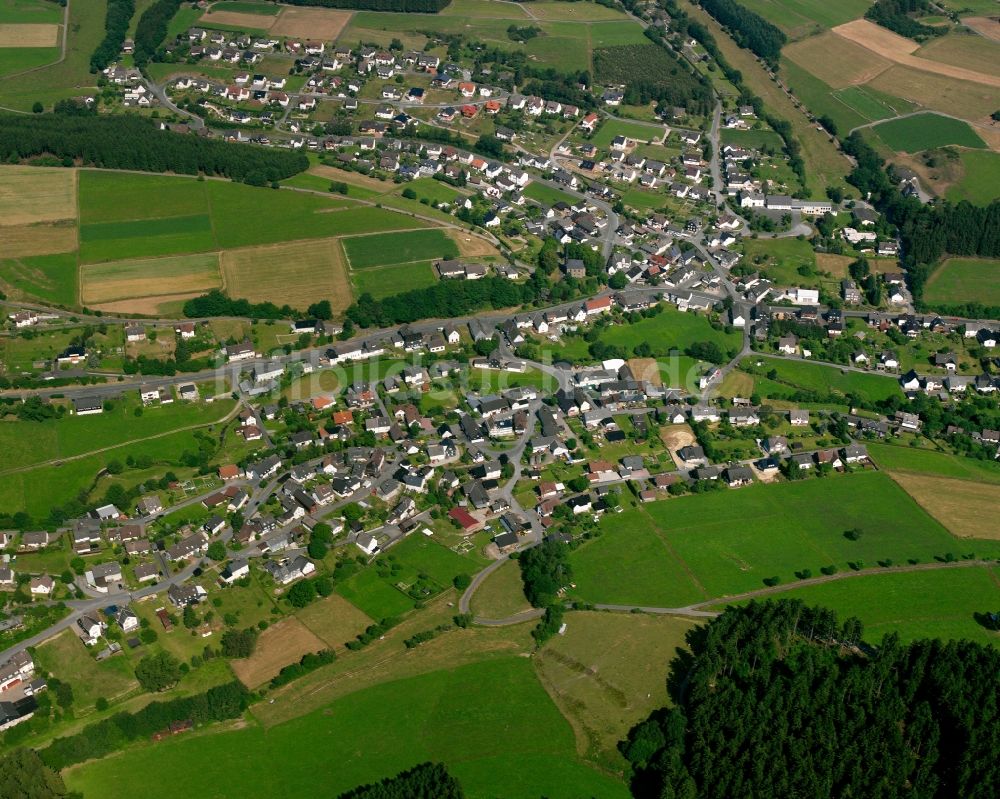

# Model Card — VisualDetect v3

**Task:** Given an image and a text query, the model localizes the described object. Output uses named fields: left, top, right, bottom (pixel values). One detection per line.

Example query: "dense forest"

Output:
left=841, top=131, right=1000, bottom=314
left=594, top=36, right=713, bottom=114
left=621, top=600, right=1000, bottom=799
left=277, top=0, right=452, bottom=10
left=0, top=749, right=72, bottom=799
left=134, top=0, right=184, bottom=67
left=0, top=114, right=308, bottom=182
left=338, top=762, right=464, bottom=799
left=183, top=289, right=299, bottom=320
left=90, top=0, right=134, bottom=72
left=866, top=0, right=944, bottom=41
left=697, top=0, right=786, bottom=65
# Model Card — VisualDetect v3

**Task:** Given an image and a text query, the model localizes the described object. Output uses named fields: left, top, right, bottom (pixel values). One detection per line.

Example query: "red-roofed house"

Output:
left=461, top=104, right=478, bottom=118
left=581, top=112, right=599, bottom=133
left=332, top=410, right=354, bottom=425
left=312, top=396, right=334, bottom=411
left=448, top=507, right=483, bottom=534
left=584, top=296, right=613, bottom=315
left=218, top=464, right=241, bottom=481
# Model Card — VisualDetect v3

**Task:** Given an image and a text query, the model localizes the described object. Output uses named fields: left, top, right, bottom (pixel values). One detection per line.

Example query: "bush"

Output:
left=135, top=651, right=182, bottom=692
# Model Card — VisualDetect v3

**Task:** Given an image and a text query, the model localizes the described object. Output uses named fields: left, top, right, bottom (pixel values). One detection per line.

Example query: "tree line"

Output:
left=183, top=289, right=298, bottom=320
left=278, top=0, right=452, bottom=11
left=697, top=0, right=786, bottom=66
left=517, top=539, right=573, bottom=645
left=840, top=131, right=1000, bottom=314
left=866, top=0, right=945, bottom=41
left=0, top=114, right=309, bottom=183
left=133, top=0, right=183, bottom=67
left=338, top=762, right=464, bottom=799
left=40, top=681, right=249, bottom=771
left=621, top=600, right=1000, bottom=799
left=91, top=0, right=134, bottom=72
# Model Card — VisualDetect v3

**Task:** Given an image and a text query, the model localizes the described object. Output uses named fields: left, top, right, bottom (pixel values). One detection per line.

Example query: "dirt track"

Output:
left=833, top=19, right=1000, bottom=88
left=962, top=16, right=1000, bottom=44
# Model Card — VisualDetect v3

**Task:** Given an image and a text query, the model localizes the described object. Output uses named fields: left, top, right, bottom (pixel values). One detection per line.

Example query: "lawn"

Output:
left=65, top=658, right=629, bottom=799
left=590, top=118, right=668, bottom=149
left=335, top=566, right=416, bottom=620
left=0, top=46, right=58, bottom=77
left=0, top=253, right=77, bottom=306
left=0, top=0, right=64, bottom=24
left=745, top=355, right=903, bottom=402
left=872, top=113, right=987, bottom=153
left=601, top=307, right=740, bottom=358
left=342, top=229, right=458, bottom=269
left=946, top=150, right=1000, bottom=206
left=714, top=566, right=1000, bottom=647
left=523, top=181, right=579, bottom=207
left=719, top=127, right=786, bottom=150
left=472, top=560, right=532, bottom=619
left=572, top=473, right=991, bottom=604
left=34, top=630, right=139, bottom=711
left=741, top=237, right=817, bottom=286
left=924, top=257, right=1000, bottom=306
left=352, top=259, right=437, bottom=299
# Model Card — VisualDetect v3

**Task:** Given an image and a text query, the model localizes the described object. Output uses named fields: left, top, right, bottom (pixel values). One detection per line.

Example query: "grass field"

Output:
left=872, top=112, right=986, bottom=153
left=342, top=229, right=458, bottom=269
left=572, top=472, right=986, bottom=604
left=684, top=1, right=851, bottom=196
left=867, top=442, right=1000, bottom=484
left=715, top=566, right=1000, bottom=646
left=472, top=560, right=532, bottom=619
left=65, top=658, right=629, bottom=799
left=0, top=252, right=77, bottom=306
left=81, top=253, right=222, bottom=305
left=523, top=181, right=579, bottom=207
left=352, top=259, right=437, bottom=299
left=784, top=30, right=892, bottom=89
left=295, top=593, right=374, bottom=651
left=924, top=257, right=1000, bottom=305
left=745, top=355, right=903, bottom=402
left=221, top=238, right=353, bottom=313
left=0, top=0, right=104, bottom=110
left=719, top=127, right=786, bottom=150
left=590, top=118, right=667, bottom=149
left=534, top=611, right=696, bottom=771
left=867, top=65, right=1000, bottom=125
left=741, top=236, right=816, bottom=285
left=917, top=31, right=1000, bottom=80
left=0, top=0, right=64, bottom=24
left=34, top=630, right=139, bottom=711
left=736, top=0, right=870, bottom=39
left=945, top=150, right=1000, bottom=205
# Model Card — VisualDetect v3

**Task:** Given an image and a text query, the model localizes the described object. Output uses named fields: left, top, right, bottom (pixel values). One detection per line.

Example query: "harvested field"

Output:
left=271, top=6, right=352, bottom=39
left=199, top=10, right=275, bottom=30
left=91, top=291, right=206, bottom=316
left=221, top=237, right=352, bottom=313
left=446, top=228, right=499, bottom=258
left=295, top=593, right=374, bottom=650
left=81, top=253, right=222, bottom=304
left=0, top=22, right=58, bottom=46
left=0, top=166, right=76, bottom=225
left=660, top=423, right=696, bottom=469
left=962, top=16, right=1000, bottom=43
left=918, top=30, right=1000, bottom=79
left=889, top=472, right=1000, bottom=539
left=833, top=19, right=1000, bottom=88
left=627, top=357, right=662, bottom=386
left=0, top=221, right=76, bottom=257
left=230, top=617, right=326, bottom=688
left=784, top=31, right=891, bottom=88
left=868, top=65, right=1000, bottom=126
left=815, top=252, right=854, bottom=277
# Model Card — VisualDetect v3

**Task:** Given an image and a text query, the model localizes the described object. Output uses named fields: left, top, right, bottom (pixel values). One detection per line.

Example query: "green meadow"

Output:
left=872, top=113, right=986, bottom=153
left=343, top=228, right=458, bottom=269
left=352, top=260, right=438, bottom=299
left=65, top=658, right=628, bottom=799
left=945, top=150, right=1000, bottom=206
left=570, top=473, right=993, bottom=604
left=867, top=442, right=1000, bottom=484
left=924, top=257, right=1000, bottom=306
left=745, top=356, right=903, bottom=403
left=0, top=253, right=77, bottom=306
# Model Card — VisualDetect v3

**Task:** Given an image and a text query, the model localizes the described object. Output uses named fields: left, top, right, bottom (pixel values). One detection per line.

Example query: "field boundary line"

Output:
left=639, top=506, right=709, bottom=599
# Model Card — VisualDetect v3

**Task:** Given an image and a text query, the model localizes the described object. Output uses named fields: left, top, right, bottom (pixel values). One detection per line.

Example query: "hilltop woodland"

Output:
left=337, top=762, right=464, bottom=799
left=621, top=601, right=1000, bottom=799
left=0, top=113, right=308, bottom=184
left=696, top=0, right=785, bottom=65
left=841, top=133, right=1000, bottom=317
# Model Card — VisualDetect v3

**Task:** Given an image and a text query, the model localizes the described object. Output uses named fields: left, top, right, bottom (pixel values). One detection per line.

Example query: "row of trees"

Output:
left=133, top=0, right=184, bottom=67
left=182, top=289, right=299, bottom=320
left=621, top=600, right=1000, bottom=798
left=41, top=681, right=249, bottom=770
left=697, top=0, right=786, bottom=65
left=866, top=0, right=944, bottom=41
left=91, top=0, right=134, bottom=72
left=0, top=114, right=308, bottom=183
left=517, top=539, right=573, bottom=644
left=280, top=0, right=452, bottom=10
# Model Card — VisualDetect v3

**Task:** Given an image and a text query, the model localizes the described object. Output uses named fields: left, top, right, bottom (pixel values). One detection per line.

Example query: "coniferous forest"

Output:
left=621, top=601, right=1000, bottom=799
left=0, top=114, right=308, bottom=183
left=696, top=0, right=786, bottom=65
